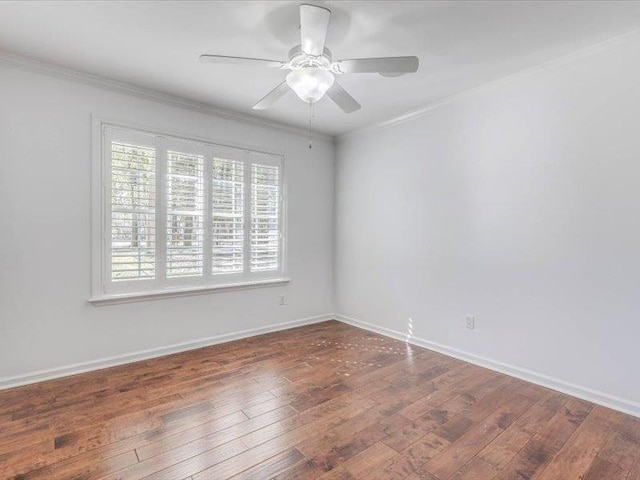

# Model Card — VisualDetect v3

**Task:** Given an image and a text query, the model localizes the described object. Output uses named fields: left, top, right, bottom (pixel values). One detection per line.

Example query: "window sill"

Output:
left=89, top=278, right=291, bottom=306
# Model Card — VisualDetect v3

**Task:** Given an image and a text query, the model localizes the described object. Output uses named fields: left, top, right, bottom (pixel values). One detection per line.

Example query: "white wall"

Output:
left=335, top=35, right=640, bottom=410
left=0, top=64, right=334, bottom=381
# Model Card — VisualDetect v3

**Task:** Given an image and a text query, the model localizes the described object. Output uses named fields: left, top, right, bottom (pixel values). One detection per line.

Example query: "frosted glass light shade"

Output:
left=286, top=68, right=335, bottom=103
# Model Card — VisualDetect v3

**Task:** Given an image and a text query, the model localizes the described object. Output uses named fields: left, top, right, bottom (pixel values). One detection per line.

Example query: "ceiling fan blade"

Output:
left=300, top=4, right=331, bottom=56
left=334, top=56, right=419, bottom=74
left=200, top=55, right=285, bottom=68
left=252, top=82, right=290, bottom=110
left=326, top=82, right=361, bottom=114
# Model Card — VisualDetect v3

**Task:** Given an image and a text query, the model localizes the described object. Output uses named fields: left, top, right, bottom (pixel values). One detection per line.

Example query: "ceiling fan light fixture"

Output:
left=286, top=67, right=334, bottom=103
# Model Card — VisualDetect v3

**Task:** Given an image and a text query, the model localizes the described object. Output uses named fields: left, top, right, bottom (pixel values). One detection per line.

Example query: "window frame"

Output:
left=90, top=118, right=289, bottom=305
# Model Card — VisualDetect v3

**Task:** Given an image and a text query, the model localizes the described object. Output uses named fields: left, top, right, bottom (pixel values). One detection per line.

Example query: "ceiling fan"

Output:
left=199, top=4, right=419, bottom=113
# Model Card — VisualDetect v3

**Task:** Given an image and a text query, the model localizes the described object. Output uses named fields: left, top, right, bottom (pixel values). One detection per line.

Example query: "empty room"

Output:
left=1, top=1, right=640, bottom=479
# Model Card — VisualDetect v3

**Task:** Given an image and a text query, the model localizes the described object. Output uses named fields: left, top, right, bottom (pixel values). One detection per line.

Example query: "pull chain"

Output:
left=308, top=101, right=314, bottom=149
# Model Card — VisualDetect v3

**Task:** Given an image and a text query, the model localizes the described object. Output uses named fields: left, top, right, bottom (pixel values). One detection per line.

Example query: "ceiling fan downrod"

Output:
left=308, top=101, right=314, bottom=149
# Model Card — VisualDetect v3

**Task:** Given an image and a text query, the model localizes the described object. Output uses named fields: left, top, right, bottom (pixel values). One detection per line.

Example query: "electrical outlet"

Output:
left=279, top=295, right=286, bottom=306
left=466, top=315, right=475, bottom=329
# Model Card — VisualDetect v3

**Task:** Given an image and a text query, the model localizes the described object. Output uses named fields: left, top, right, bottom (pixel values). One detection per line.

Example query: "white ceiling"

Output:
left=1, top=1, right=639, bottom=136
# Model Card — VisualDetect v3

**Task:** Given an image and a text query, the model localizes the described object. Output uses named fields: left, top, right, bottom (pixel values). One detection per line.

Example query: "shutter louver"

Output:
left=211, top=158, right=244, bottom=274
left=166, top=151, right=204, bottom=277
left=110, top=141, right=156, bottom=281
left=251, top=163, right=280, bottom=272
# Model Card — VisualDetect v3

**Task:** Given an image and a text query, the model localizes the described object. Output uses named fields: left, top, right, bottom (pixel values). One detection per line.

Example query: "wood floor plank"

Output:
left=494, top=439, right=559, bottom=480
left=227, top=447, right=305, bottom=479
left=477, top=392, right=567, bottom=471
left=449, top=457, right=498, bottom=480
left=423, top=392, right=533, bottom=479
left=270, top=457, right=335, bottom=480
left=582, top=456, right=628, bottom=480
left=135, top=408, right=268, bottom=461
left=296, top=412, right=410, bottom=473
left=596, top=430, right=640, bottom=471
left=535, top=406, right=617, bottom=480
left=533, top=397, right=593, bottom=450
left=314, top=465, right=356, bottom=480
left=358, top=453, right=417, bottom=480
left=15, top=449, right=139, bottom=480
left=476, top=423, right=533, bottom=471
left=382, top=396, right=468, bottom=452
left=240, top=396, right=376, bottom=451
left=348, top=429, right=448, bottom=478
left=405, top=467, right=439, bottom=480
left=341, top=441, right=398, bottom=477
left=628, top=451, right=640, bottom=480
left=0, top=320, right=637, bottom=480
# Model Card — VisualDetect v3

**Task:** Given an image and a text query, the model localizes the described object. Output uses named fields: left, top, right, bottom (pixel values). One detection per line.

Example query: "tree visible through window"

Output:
left=110, top=141, right=156, bottom=281
left=166, top=150, right=204, bottom=278
left=212, top=158, right=245, bottom=274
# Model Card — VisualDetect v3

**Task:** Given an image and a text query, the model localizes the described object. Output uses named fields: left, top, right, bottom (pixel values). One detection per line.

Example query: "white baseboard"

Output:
left=335, top=314, right=640, bottom=419
left=5, top=312, right=639, bottom=420
left=0, top=314, right=335, bottom=391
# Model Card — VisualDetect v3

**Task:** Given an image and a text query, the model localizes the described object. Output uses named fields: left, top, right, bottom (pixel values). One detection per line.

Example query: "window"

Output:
left=92, top=123, right=286, bottom=302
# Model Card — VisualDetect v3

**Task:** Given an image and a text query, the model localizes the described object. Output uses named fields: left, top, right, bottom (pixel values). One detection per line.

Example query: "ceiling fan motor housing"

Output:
left=287, top=45, right=333, bottom=71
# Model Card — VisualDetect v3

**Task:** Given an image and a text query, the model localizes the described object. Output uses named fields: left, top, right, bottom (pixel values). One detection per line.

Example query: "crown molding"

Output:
left=0, top=50, right=334, bottom=143
left=338, top=28, right=640, bottom=142
left=3, top=26, right=639, bottom=145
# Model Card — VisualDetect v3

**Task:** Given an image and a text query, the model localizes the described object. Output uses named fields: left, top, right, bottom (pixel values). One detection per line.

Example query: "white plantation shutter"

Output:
left=109, top=139, right=156, bottom=281
left=251, top=160, right=281, bottom=272
left=211, top=157, right=244, bottom=274
left=166, top=150, right=204, bottom=277
left=97, top=124, right=285, bottom=299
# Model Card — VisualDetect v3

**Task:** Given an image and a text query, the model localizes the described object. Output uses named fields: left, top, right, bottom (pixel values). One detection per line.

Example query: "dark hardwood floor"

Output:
left=2, top=320, right=639, bottom=480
